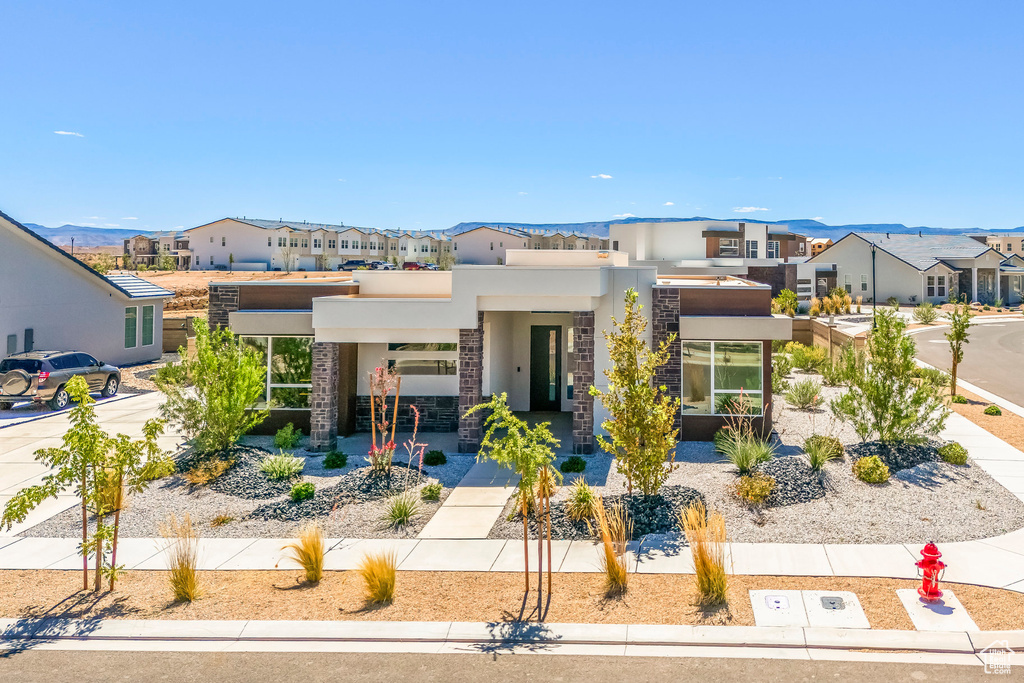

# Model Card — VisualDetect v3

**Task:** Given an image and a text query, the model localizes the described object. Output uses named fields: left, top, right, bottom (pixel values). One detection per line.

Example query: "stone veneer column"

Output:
left=572, top=311, right=595, bottom=454
left=309, top=342, right=340, bottom=452
left=207, top=284, right=239, bottom=329
left=652, top=287, right=682, bottom=430
left=457, top=312, right=485, bottom=453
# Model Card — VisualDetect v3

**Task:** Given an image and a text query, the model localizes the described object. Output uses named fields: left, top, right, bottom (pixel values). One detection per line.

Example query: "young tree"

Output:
left=590, top=288, right=680, bottom=495
left=945, top=297, right=973, bottom=396
left=831, top=308, right=949, bottom=443
left=155, top=319, right=269, bottom=454
left=465, top=393, right=560, bottom=609
left=436, top=249, right=455, bottom=271
left=228, top=253, right=235, bottom=271
left=1, top=377, right=170, bottom=591
left=315, top=252, right=331, bottom=271
left=92, top=253, right=116, bottom=274
left=157, top=252, right=177, bottom=271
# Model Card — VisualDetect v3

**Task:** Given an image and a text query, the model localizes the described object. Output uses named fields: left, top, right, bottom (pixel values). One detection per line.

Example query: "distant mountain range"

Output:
left=23, top=217, right=1024, bottom=248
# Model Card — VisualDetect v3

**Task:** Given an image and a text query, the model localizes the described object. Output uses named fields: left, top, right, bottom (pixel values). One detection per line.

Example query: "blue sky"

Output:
left=2, top=1, right=1024, bottom=232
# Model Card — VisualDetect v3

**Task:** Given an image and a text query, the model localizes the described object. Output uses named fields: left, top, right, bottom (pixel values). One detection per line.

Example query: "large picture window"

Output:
left=386, top=342, right=457, bottom=375
left=241, top=336, right=313, bottom=409
left=719, top=238, right=740, bottom=257
left=682, top=341, right=763, bottom=415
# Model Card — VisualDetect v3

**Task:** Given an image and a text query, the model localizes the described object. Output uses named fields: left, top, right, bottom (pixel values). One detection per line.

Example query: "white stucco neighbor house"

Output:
left=807, top=232, right=1006, bottom=305
left=0, top=210, right=173, bottom=366
left=208, top=249, right=793, bottom=453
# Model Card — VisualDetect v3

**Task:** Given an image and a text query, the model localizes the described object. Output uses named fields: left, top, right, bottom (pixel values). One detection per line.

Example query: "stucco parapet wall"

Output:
left=679, top=314, right=793, bottom=341
left=228, top=311, right=314, bottom=336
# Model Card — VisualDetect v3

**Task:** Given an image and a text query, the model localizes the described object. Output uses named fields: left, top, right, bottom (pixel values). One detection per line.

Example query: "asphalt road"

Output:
left=914, top=321, right=1024, bottom=406
left=0, top=651, right=988, bottom=683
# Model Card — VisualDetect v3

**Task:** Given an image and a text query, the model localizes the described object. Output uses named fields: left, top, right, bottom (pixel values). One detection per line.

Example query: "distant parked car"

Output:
left=370, top=261, right=395, bottom=270
left=401, top=261, right=439, bottom=271
left=0, top=351, right=121, bottom=411
left=337, top=260, right=370, bottom=271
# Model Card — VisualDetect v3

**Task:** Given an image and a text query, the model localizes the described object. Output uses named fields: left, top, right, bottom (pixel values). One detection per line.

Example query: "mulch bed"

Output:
left=1, top=570, right=1021, bottom=631
left=952, top=388, right=1024, bottom=453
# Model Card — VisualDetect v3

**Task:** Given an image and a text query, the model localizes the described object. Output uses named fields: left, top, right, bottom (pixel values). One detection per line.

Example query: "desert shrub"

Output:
left=420, top=482, right=442, bottom=501
left=323, top=450, right=348, bottom=469
left=734, top=473, right=774, bottom=505
left=560, top=455, right=587, bottom=473
left=422, top=450, right=447, bottom=466
left=154, top=320, right=269, bottom=455
left=772, top=367, right=790, bottom=395
left=183, top=456, right=235, bottom=485
left=886, top=296, right=900, bottom=310
left=786, top=378, right=822, bottom=410
left=912, top=302, right=938, bottom=324
left=773, top=289, right=799, bottom=317
left=280, top=523, right=323, bottom=583
left=853, top=455, right=890, bottom=484
left=289, top=481, right=315, bottom=502
left=358, top=550, right=397, bottom=605
left=791, top=344, right=829, bottom=372
left=772, top=339, right=787, bottom=353
left=912, top=366, right=950, bottom=388
left=804, top=435, right=844, bottom=470
left=994, top=297, right=1004, bottom=309
left=983, top=305, right=991, bottom=311
left=383, top=491, right=419, bottom=527
left=565, top=478, right=600, bottom=521
left=210, top=514, right=234, bottom=527
left=949, top=394, right=968, bottom=404
left=274, top=423, right=303, bottom=449
left=938, top=442, right=968, bottom=466
left=593, top=499, right=631, bottom=596
left=679, top=501, right=728, bottom=605
left=161, top=513, right=200, bottom=603
left=819, top=358, right=846, bottom=387
left=984, top=404, right=1002, bottom=416
left=831, top=309, right=948, bottom=443
left=856, top=295, right=863, bottom=314
left=773, top=352, right=793, bottom=378
left=716, top=428, right=775, bottom=475
left=260, top=453, right=304, bottom=481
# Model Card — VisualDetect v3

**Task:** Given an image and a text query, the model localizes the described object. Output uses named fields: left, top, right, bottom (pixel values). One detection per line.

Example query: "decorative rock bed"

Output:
left=755, top=456, right=827, bottom=508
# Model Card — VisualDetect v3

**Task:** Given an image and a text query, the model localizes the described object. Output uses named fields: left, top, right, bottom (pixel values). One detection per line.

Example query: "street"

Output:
left=914, top=320, right=1024, bottom=406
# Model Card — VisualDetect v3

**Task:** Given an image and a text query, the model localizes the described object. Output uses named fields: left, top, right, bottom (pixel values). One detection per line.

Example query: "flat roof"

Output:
left=655, top=275, right=768, bottom=289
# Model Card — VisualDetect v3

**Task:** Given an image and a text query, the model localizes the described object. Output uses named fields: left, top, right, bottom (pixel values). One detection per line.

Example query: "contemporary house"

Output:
left=608, top=220, right=807, bottom=296
left=124, top=231, right=192, bottom=270
left=1, top=210, right=173, bottom=365
left=1001, top=254, right=1024, bottom=305
left=208, top=250, right=792, bottom=452
left=807, top=232, right=1006, bottom=305
left=186, top=218, right=453, bottom=271
left=986, top=233, right=1024, bottom=256
left=451, top=226, right=608, bottom=265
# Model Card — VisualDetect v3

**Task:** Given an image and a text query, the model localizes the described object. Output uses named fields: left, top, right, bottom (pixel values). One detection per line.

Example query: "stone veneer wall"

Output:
left=355, top=395, right=460, bottom=433
left=309, top=342, right=339, bottom=451
left=457, top=312, right=485, bottom=452
left=572, top=311, right=595, bottom=454
left=652, top=287, right=682, bottom=430
left=207, top=284, right=239, bottom=329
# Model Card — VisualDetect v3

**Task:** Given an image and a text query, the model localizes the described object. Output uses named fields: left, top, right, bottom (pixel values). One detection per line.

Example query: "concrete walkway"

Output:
left=418, top=460, right=519, bottom=539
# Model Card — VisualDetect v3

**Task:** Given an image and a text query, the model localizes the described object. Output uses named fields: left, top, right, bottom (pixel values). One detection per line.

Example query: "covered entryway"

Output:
left=530, top=325, right=562, bottom=411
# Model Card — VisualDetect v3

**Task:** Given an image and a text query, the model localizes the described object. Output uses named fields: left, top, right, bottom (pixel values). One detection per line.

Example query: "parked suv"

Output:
left=369, top=261, right=395, bottom=270
left=337, top=260, right=370, bottom=271
left=0, top=351, right=121, bottom=411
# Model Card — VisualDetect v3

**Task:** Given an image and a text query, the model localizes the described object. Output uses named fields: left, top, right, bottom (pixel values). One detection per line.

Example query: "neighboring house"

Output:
left=807, top=232, right=1006, bottom=305
left=1001, top=254, right=1024, bottom=305
left=452, top=226, right=607, bottom=265
left=1, top=210, right=173, bottom=365
left=808, top=237, right=833, bottom=256
left=608, top=220, right=807, bottom=296
left=123, top=232, right=191, bottom=269
left=986, top=233, right=1024, bottom=256
left=186, top=218, right=453, bottom=271
left=208, top=250, right=792, bottom=452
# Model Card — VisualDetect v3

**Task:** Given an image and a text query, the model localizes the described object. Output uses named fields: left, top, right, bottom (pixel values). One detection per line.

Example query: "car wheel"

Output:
left=48, top=386, right=70, bottom=411
left=0, top=402, right=11, bottom=411
left=101, top=376, right=119, bottom=398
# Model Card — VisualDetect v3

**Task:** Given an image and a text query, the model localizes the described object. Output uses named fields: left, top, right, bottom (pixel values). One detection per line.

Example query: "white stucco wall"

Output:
left=0, top=217, right=165, bottom=366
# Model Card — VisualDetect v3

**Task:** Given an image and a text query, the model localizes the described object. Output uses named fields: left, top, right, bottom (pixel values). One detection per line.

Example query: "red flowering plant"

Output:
left=368, top=364, right=401, bottom=474
left=400, top=405, right=428, bottom=490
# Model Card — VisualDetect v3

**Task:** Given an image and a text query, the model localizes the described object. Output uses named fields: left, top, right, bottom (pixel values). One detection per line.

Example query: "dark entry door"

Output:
left=530, top=325, right=562, bottom=411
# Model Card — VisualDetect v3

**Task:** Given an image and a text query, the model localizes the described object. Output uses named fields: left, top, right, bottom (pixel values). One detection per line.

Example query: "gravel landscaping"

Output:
left=22, top=438, right=476, bottom=539
left=489, top=371, right=1024, bottom=544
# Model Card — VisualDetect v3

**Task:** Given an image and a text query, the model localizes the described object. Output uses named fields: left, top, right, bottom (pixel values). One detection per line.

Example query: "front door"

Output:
left=530, top=325, right=561, bottom=412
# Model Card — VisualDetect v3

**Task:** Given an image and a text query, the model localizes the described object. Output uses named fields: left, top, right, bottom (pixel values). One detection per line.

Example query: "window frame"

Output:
left=745, top=240, right=758, bottom=259
left=681, top=340, right=764, bottom=416
left=240, top=335, right=314, bottom=410
left=141, top=305, right=155, bottom=346
left=766, top=240, right=780, bottom=259
left=719, top=238, right=740, bottom=257
left=124, top=306, right=138, bottom=349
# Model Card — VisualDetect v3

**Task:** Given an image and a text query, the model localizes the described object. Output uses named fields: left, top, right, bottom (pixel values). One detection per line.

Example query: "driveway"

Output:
left=0, top=391, right=180, bottom=536
left=914, top=320, right=1024, bottom=405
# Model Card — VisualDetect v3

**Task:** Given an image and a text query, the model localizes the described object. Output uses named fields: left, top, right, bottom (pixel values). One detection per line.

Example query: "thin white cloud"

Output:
left=338, top=179, right=347, bottom=182
left=812, top=217, right=823, bottom=221
left=518, top=191, right=528, bottom=195
left=590, top=174, right=613, bottom=179
left=85, top=216, right=102, bottom=220
left=172, top=226, right=184, bottom=230
left=121, top=216, right=139, bottom=220
left=733, top=206, right=770, bottom=213
left=54, top=131, right=84, bottom=137
left=612, top=213, right=636, bottom=219
left=663, top=201, right=675, bottom=206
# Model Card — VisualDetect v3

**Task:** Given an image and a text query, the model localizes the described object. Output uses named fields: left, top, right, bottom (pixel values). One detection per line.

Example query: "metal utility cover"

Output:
left=802, top=591, right=870, bottom=629
left=820, top=596, right=845, bottom=610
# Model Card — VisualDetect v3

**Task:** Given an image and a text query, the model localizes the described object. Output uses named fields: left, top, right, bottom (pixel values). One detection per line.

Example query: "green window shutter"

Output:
left=142, top=306, right=155, bottom=346
left=125, top=307, right=137, bottom=348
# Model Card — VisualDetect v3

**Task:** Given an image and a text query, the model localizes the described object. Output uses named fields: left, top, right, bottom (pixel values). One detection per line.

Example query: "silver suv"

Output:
left=0, top=351, right=121, bottom=411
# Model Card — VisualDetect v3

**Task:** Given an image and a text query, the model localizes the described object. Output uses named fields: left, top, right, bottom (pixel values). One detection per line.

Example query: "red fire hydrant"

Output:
left=915, top=542, right=946, bottom=602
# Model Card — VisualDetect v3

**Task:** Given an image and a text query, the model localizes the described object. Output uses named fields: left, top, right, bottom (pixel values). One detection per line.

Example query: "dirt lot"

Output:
left=2, top=570, right=1021, bottom=630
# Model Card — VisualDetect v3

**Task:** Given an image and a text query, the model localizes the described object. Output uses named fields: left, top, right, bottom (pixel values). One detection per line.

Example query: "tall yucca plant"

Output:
left=679, top=501, right=728, bottom=605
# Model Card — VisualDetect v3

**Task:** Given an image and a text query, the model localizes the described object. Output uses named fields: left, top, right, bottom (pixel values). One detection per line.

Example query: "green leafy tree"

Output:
left=590, top=288, right=680, bottom=495
left=92, top=253, right=116, bottom=274
left=228, top=253, right=235, bottom=271
left=155, top=319, right=269, bottom=454
left=465, top=393, right=560, bottom=595
left=772, top=289, right=799, bottom=317
left=945, top=297, right=973, bottom=396
left=157, top=252, right=177, bottom=271
left=1, top=377, right=171, bottom=591
left=831, top=309, right=949, bottom=443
